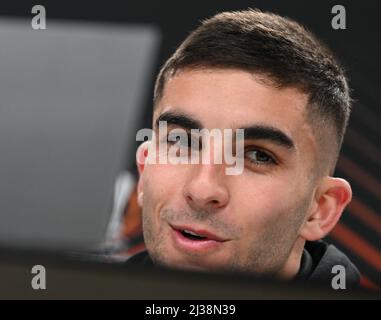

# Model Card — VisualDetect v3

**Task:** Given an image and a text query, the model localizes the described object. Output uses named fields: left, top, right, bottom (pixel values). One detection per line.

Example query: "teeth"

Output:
left=183, top=229, right=204, bottom=237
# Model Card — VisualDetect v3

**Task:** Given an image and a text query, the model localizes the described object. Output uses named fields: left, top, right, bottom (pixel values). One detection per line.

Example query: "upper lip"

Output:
left=170, top=224, right=228, bottom=242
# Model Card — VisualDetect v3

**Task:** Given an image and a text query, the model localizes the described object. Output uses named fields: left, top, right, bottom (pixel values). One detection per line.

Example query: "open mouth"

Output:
left=171, top=224, right=225, bottom=242
left=170, top=224, right=227, bottom=252
left=180, top=229, right=208, bottom=241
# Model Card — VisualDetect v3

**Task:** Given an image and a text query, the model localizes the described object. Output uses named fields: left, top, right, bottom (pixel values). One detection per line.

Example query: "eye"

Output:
left=244, top=149, right=276, bottom=166
left=167, top=132, right=186, bottom=146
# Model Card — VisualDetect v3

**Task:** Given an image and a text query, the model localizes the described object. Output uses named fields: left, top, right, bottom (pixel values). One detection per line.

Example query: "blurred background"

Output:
left=0, top=0, right=380, bottom=289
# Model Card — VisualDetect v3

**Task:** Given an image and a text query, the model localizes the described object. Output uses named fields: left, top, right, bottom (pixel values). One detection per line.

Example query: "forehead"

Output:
left=155, top=68, right=317, bottom=153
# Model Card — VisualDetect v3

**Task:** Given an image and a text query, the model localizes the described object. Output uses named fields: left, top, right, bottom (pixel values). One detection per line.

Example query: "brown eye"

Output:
left=167, top=132, right=187, bottom=146
left=245, top=149, right=275, bottom=165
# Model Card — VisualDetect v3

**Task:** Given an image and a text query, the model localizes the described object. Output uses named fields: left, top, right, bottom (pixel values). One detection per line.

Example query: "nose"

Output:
left=183, top=164, right=229, bottom=212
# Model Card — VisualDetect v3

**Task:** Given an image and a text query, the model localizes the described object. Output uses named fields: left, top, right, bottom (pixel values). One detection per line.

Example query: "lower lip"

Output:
left=171, top=228, right=224, bottom=253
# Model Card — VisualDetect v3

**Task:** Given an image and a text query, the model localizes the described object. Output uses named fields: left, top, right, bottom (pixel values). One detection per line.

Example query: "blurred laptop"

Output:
left=0, top=18, right=159, bottom=252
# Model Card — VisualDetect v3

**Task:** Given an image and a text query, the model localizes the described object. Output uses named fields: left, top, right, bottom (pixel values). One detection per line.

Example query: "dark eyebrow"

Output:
left=241, top=125, right=295, bottom=149
left=156, top=111, right=203, bottom=131
left=156, top=111, right=294, bottom=149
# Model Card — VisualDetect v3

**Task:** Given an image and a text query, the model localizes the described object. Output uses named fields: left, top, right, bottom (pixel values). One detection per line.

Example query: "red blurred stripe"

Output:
left=338, top=155, right=381, bottom=200
left=330, top=223, right=381, bottom=272
left=360, top=275, right=381, bottom=291
left=345, top=129, right=381, bottom=167
left=348, top=197, right=381, bottom=236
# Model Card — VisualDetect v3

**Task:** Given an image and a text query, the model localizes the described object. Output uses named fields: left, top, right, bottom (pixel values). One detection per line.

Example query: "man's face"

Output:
left=138, top=68, right=319, bottom=276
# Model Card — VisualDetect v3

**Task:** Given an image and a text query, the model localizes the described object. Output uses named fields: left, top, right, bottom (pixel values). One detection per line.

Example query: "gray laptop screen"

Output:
left=0, top=19, right=158, bottom=250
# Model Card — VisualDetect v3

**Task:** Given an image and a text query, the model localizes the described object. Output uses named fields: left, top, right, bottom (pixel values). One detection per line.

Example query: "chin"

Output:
left=160, top=254, right=229, bottom=273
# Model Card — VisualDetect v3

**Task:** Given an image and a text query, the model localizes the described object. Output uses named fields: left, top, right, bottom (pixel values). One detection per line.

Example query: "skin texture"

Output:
left=136, top=68, right=352, bottom=279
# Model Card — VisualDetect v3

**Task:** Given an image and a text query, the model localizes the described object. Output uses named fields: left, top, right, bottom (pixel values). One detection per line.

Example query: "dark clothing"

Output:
left=126, top=240, right=360, bottom=288
left=126, top=249, right=154, bottom=266
left=295, top=240, right=360, bottom=288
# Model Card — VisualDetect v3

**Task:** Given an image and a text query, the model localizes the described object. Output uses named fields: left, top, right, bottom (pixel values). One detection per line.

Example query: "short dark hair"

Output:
left=154, top=9, right=352, bottom=174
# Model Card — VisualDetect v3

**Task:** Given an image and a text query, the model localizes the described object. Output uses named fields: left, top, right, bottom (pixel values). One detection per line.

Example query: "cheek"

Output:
left=142, top=163, right=187, bottom=208
left=141, top=164, right=186, bottom=247
left=230, top=175, right=309, bottom=265
left=231, top=174, right=301, bottom=233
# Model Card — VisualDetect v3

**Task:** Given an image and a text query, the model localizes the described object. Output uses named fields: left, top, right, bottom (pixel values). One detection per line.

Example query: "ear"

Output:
left=300, top=177, right=352, bottom=241
left=135, top=141, right=150, bottom=207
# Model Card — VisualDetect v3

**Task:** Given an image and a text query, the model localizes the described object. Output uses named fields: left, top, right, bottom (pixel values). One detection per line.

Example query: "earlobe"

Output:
left=300, top=177, right=352, bottom=241
left=136, top=141, right=150, bottom=175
